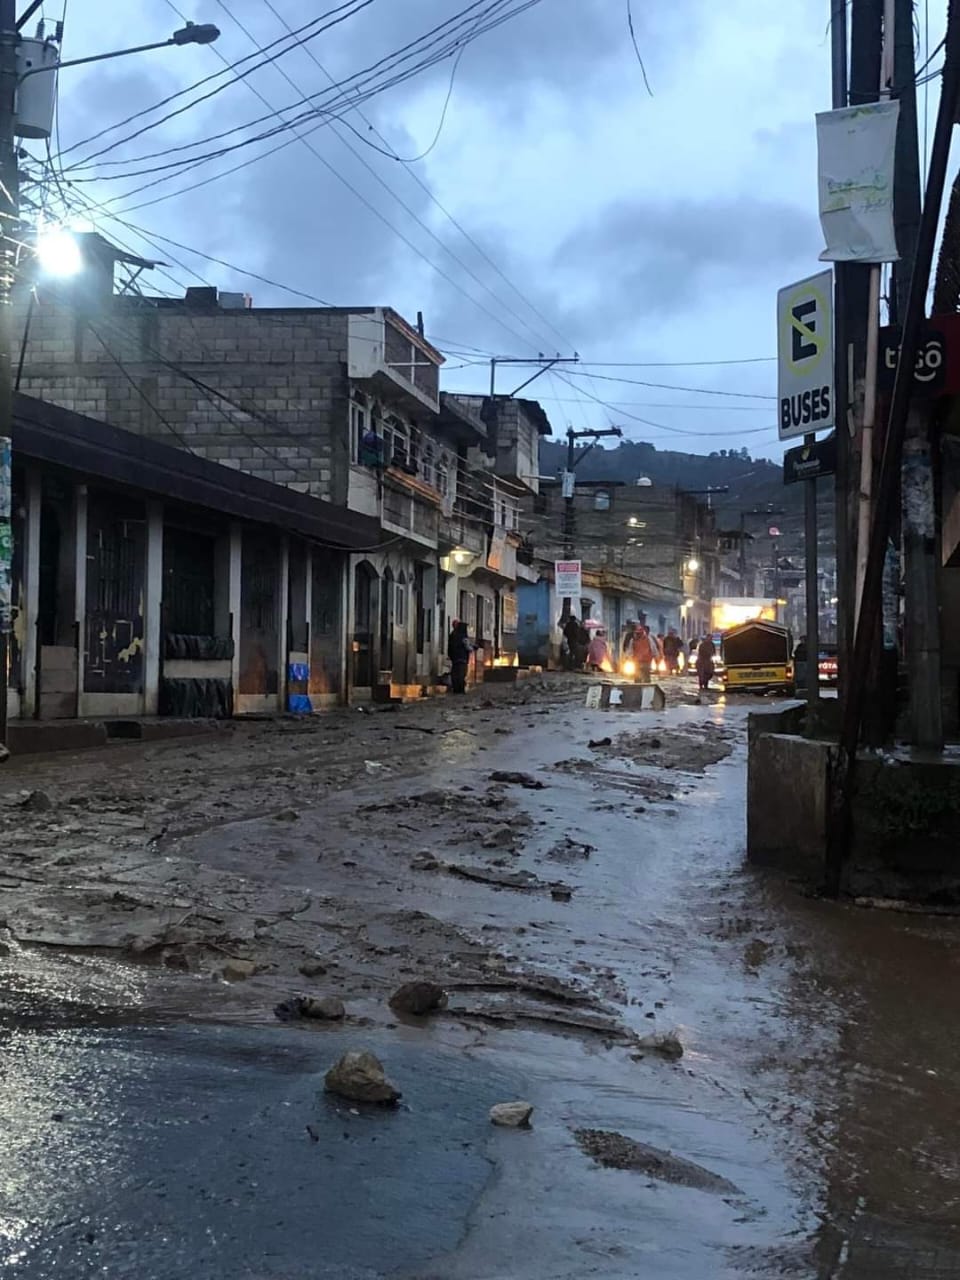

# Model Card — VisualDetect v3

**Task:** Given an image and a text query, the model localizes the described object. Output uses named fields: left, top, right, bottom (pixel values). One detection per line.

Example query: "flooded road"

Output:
left=2, top=679, right=960, bottom=1276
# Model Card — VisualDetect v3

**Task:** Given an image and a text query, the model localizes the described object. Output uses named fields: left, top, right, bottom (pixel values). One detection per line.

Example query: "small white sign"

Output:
left=555, top=559, right=582, bottom=600
left=777, top=270, right=835, bottom=441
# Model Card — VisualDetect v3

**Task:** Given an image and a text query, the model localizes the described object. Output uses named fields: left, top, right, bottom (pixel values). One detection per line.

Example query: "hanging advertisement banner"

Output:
left=816, top=100, right=900, bottom=263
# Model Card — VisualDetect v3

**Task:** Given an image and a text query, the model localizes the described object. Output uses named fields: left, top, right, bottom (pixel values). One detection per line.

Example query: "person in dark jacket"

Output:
left=662, top=628, right=682, bottom=674
left=562, top=614, right=583, bottom=671
left=448, top=620, right=472, bottom=694
left=696, top=635, right=716, bottom=692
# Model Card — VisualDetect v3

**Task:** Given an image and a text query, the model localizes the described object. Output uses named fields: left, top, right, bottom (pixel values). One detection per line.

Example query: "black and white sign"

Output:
left=777, top=270, right=835, bottom=441
left=783, top=435, right=837, bottom=485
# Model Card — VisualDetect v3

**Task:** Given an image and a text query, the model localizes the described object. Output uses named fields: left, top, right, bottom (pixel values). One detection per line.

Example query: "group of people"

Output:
left=560, top=615, right=717, bottom=690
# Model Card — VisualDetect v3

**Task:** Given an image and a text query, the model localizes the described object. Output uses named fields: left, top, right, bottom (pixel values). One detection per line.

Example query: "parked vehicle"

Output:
left=720, top=620, right=794, bottom=694
left=794, top=642, right=839, bottom=690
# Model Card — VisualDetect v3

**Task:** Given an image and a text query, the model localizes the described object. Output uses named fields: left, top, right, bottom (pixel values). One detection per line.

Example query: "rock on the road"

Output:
left=222, top=958, right=257, bottom=982
left=634, top=1030, right=684, bottom=1059
left=324, top=1050, right=401, bottom=1105
left=275, top=995, right=346, bottom=1021
left=490, top=1101, right=534, bottom=1128
left=389, top=981, right=447, bottom=1016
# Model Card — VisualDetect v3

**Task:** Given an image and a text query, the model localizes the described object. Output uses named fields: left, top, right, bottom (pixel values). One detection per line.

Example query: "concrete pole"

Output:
left=22, top=468, right=40, bottom=718
left=143, top=501, right=163, bottom=715
left=74, top=484, right=88, bottom=718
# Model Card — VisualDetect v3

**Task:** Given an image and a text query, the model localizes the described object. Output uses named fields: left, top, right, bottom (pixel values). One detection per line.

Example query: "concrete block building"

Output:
left=8, top=235, right=551, bottom=712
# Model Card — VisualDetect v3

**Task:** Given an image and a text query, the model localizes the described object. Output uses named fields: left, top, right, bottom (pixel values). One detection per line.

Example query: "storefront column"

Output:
left=143, top=501, right=163, bottom=715
left=74, top=484, right=88, bottom=714
left=228, top=522, right=242, bottom=702
left=21, top=469, right=41, bottom=718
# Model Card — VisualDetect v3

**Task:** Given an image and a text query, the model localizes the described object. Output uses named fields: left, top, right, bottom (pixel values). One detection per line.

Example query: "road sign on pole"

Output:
left=777, top=270, right=835, bottom=440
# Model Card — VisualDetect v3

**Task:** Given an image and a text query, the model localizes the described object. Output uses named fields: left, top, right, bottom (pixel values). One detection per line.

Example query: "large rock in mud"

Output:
left=490, top=1101, right=534, bottom=1128
left=388, top=981, right=447, bottom=1016
left=324, top=1051, right=401, bottom=1105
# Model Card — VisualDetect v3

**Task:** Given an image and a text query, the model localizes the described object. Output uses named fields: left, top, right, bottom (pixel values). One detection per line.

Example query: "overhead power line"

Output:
left=560, top=368, right=777, bottom=400
left=251, top=0, right=576, bottom=354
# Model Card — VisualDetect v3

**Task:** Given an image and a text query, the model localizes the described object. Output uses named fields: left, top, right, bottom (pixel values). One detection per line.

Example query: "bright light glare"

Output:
left=686, top=557, right=700, bottom=572
left=37, top=229, right=82, bottom=278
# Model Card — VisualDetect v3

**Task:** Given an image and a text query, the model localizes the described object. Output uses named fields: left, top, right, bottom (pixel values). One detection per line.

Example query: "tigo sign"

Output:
left=777, top=270, right=835, bottom=441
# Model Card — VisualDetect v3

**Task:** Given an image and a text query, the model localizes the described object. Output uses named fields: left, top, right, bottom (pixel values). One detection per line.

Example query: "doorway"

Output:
left=352, top=561, right=377, bottom=687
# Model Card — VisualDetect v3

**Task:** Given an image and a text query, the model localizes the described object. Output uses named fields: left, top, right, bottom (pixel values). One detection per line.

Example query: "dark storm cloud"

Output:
left=552, top=196, right=823, bottom=326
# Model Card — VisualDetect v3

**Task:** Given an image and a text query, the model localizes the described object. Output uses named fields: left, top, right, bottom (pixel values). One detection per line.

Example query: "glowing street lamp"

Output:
left=36, top=226, right=82, bottom=277
left=686, top=557, right=700, bottom=573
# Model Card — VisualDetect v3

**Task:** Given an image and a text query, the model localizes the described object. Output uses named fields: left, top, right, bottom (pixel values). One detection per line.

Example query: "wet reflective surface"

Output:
left=2, top=686, right=960, bottom=1276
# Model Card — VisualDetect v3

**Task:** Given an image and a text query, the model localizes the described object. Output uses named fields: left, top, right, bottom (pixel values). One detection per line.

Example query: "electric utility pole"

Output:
left=488, top=353, right=579, bottom=397
left=895, top=0, right=942, bottom=749
left=558, top=425, right=623, bottom=621
left=0, top=0, right=18, bottom=757
left=826, top=0, right=960, bottom=893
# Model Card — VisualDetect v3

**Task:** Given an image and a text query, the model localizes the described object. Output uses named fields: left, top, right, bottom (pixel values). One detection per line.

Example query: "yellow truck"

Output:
left=720, top=619, right=794, bottom=694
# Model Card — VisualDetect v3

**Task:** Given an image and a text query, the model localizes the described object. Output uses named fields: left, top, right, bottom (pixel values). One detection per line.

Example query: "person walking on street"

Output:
left=448, top=620, right=472, bottom=694
left=633, top=624, right=655, bottom=684
left=563, top=614, right=583, bottom=671
left=662, top=627, right=681, bottom=674
left=696, top=634, right=716, bottom=692
left=620, top=619, right=637, bottom=672
left=586, top=628, right=610, bottom=673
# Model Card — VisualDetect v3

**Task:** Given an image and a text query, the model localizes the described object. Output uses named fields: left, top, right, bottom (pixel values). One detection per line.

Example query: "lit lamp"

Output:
left=686, top=557, right=700, bottom=573
left=451, top=547, right=476, bottom=567
left=36, top=227, right=83, bottom=277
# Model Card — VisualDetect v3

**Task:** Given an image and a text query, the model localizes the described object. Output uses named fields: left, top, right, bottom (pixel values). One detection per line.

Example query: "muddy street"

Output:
left=3, top=680, right=960, bottom=1277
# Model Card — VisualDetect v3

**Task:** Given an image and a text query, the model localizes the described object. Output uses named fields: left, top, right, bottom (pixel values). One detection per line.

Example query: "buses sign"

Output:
left=777, top=270, right=835, bottom=441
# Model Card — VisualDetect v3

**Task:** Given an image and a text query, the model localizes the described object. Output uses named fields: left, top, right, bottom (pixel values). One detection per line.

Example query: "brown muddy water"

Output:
left=1, top=679, right=959, bottom=1277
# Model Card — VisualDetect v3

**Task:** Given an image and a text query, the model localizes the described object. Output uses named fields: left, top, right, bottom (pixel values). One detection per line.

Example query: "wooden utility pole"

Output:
left=826, top=0, right=960, bottom=894
left=896, top=0, right=942, bottom=750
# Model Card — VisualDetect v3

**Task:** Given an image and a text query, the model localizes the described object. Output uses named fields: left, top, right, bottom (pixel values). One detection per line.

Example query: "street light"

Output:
left=17, top=23, right=221, bottom=90
left=686, top=557, right=700, bottom=573
left=36, top=226, right=82, bottom=277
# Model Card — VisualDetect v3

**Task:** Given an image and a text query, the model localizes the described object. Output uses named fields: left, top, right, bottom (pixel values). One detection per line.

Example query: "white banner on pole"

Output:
left=816, top=100, right=900, bottom=263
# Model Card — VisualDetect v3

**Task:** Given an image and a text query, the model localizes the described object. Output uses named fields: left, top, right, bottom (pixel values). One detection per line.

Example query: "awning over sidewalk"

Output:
left=12, top=392, right=383, bottom=550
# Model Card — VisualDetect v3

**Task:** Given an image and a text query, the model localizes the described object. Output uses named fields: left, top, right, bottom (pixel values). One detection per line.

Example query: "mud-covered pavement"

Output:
left=3, top=678, right=960, bottom=1277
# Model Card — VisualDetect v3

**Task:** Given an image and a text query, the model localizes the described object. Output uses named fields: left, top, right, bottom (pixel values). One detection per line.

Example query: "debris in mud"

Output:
left=481, top=824, right=518, bottom=849
left=489, top=770, right=545, bottom=790
left=634, top=1030, right=684, bottom=1059
left=446, top=861, right=569, bottom=895
left=546, top=836, right=594, bottom=863
left=388, top=981, right=447, bottom=1016
left=364, top=760, right=387, bottom=774
left=273, top=808, right=299, bottom=822
left=222, top=958, right=257, bottom=981
left=743, top=938, right=774, bottom=970
left=324, top=1050, right=400, bottom=1105
left=551, top=887, right=573, bottom=902
left=490, top=1101, right=534, bottom=1128
left=409, top=852, right=440, bottom=872
left=275, top=994, right=346, bottom=1022
left=574, top=1129, right=740, bottom=1194
left=299, top=959, right=328, bottom=978
left=587, top=737, right=612, bottom=749
left=6, top=789, right=54, bottom=812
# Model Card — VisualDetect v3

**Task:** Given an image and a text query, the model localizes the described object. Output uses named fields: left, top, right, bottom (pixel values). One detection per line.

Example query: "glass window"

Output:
left=594, top=490, right=611, bottom=511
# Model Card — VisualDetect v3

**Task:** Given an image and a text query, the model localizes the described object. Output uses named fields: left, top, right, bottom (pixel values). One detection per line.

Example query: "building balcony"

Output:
left=347, top=307, right=442, bottom=415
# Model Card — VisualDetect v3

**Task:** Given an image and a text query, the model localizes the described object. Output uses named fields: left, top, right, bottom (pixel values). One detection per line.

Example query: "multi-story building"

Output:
left=519, top=477, right=719, bottom=659
left=10, top=234, right=547, bottom=709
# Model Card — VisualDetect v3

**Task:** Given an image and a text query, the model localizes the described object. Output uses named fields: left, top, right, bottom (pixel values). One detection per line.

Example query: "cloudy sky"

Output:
left=38, top=0, right=944, bottom=459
